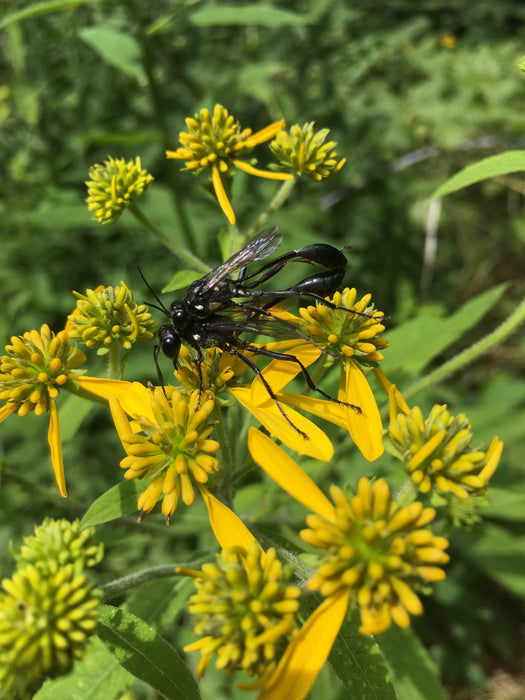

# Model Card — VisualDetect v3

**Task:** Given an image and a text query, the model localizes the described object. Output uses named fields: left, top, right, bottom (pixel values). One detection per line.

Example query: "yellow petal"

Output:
left=74, top=376, right=130, bottom=400
left=199, top=486, right=257, bottom=551
left=0, top=402, right=17, bottom=423
left=244, top=120, right=285, bottom=146
left=276, top=390, right=349, bottom=430
left=106, top=381, right=157, bottom=424
left=233, top=159, right=293, bottom=181
left=229, top=387, right=333, bottom=461
left=342, top=359, right=383, bottom=462
left=248, top=429, right=336, bottom=520
left=211, top=163, right=235, bottom=224
left=259, top=589, right=351, bottom=700
left=108, top=394, right=134, bottom=442
left=251, top=343, right=322, bottom=405
left=48, top=400, right=67, bottom=497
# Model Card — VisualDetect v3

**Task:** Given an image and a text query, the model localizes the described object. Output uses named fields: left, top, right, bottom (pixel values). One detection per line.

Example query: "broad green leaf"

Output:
left=382, top=283, right=507, bottom=378
left=35, top=637, right=133, bottom=700
left=377, top=625, right=447, bottom=700
left=430, top=150, right=525, bottom=200
left=189, top=4, right=309, bottom=27
left=126, top=577, right=193, bottom=630
left=80, top=481, right=143, bottom=528
left=163, top=269, right=202, bottom=293
left=58, top=393, right=94, bottom=442
left=0, top=0, right=103, bottom=29
left=79, top=27, right=146, bottom=83
left=482, top=487, right=525, bottom=522
left=329, top=605, right=395, bottom=699
left=97, top=605, right=200, bottom=700
left=453, top=524, right=525, bottom=600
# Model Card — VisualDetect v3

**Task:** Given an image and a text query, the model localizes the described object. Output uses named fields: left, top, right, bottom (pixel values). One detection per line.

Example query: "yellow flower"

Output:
left=174, top=344, right=334, bottom=462
left=0, top=324, right=85, bottom=496
left=67, top=281, right=154, bottom=353
left=251, top=288, right=388, bottom=461
left=389, top=403, right=503, bottom=499
left=109, top=382, right=222, bottom=524
left=440, top=32, right=457, bottom=49
left=247, top=429, right=449, bottom=699
left=86, top=156, right=154, bottom=224
left=166, top=104, right=292, bottom=224
left=0, top=323, right=128, bottom=497
left=177, top=542, right=301, bottom=682
left=270, top=121, right=346, bottom=181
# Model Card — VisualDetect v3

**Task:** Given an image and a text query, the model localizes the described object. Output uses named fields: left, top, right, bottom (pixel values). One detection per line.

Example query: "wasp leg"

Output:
left=224, top=345, right=308, bottom=440
left=241, top=342, right=361, bottom=413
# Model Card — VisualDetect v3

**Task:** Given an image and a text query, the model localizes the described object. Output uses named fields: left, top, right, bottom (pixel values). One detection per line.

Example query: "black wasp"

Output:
left=142, top=228, right=359, bottom=437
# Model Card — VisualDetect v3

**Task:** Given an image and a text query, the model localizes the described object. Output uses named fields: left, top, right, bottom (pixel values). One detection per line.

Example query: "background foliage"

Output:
left=1, top=0, right=524, bottom=697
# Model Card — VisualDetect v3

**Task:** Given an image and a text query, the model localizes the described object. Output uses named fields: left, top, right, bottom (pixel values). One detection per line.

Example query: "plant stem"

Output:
left=129, top=203, right=209, bottom=273
left=404, top=295, right=525, bottom=401
left=244, top=179, right=296, bottom=241
left=99, top=565, right=180, bottom=600
left=213, top=403, right=234, bottom=506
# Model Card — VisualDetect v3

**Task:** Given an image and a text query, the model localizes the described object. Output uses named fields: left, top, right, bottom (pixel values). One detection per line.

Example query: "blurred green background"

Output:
left=1, top=1, right=525, bottom=697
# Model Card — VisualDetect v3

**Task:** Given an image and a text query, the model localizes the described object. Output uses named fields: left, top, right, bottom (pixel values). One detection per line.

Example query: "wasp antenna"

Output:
left=137, top=265, right=170, bottom=316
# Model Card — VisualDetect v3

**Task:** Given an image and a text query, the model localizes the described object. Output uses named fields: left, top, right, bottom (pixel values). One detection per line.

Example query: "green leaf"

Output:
left=430, top=150, right=525, bottom=199
left=34, top=637, right=133, bottom=700
left=79, top=27, right=146, bottom=83
left=189, top=4, right=309, bottom=27
left=58, top=393, right=94, bottom=442
left=0, top=0, right=104, bottom=30
left=453, top=524, right=525, bottom=600
left=377, top=626, right=447, bottom=700
left=97, top=605, right=200, bottom=700
left=163, top=269, right=202, bottom=293
left=382, top=283, right=507, bottom=378
left=328, top=606, right=396, bottom=699
left=482, top=486, right=525, bottom=522
left=80, top=481, right=143, bottom=528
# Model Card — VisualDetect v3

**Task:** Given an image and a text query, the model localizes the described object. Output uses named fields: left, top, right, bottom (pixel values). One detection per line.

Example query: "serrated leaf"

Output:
left=189, top=4, right=309, bottom=27
left=377, top=625, right=447, bottom=700
left=329, top=606, right=395, bottom=699
left=79, top=27, right=146, bottom=83
left=163, top=269, right=202, bottom=293
left=382, top=283, right=507, bottom=378
left=430, top=150, right=525, bottom=200
left=34, top=637, right=133, bottom=700
left=80, top=481, right=142, bottom=528
left=0, top=0, right=103, bottom=30
left=97, top=605, right=200, bottom=700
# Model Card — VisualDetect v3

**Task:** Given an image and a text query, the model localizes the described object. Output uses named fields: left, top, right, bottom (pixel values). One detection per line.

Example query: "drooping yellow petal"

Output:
left=342, top=359, right=383, bottom=462
left=233, top=159, right=294, bottom=181
left=229, top=387, right=333, bottom=462
left=248, top=429, right=336, bottom=520
left=251, top=343, right=323, bottom=405
left=0, top=402, right=17, bottom=423
left=48, top=400, right=67, bottom=497
left=108, top=394, right=134, bottom=442
left=199, top=485, right=257, bottom=551
left=258, top=588, right=351, bottom=700
left=211, top=163, right=235, bottom=224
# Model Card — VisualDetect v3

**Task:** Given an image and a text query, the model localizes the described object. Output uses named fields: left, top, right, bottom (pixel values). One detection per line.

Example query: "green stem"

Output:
left=108, top=344, right=121, bottom=380
left=128, top=203, right=209, bottom=273
left=213, top=403, right=234, bottom=506
left=99, top=565, right=179, bottom=600
left=403, top=295, right=525, bottom=401
left=244, top=179, right=296, bottom=241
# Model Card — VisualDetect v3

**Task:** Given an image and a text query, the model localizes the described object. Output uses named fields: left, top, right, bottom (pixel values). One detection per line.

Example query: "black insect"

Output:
left=142, top=228, right=361, bottom=438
